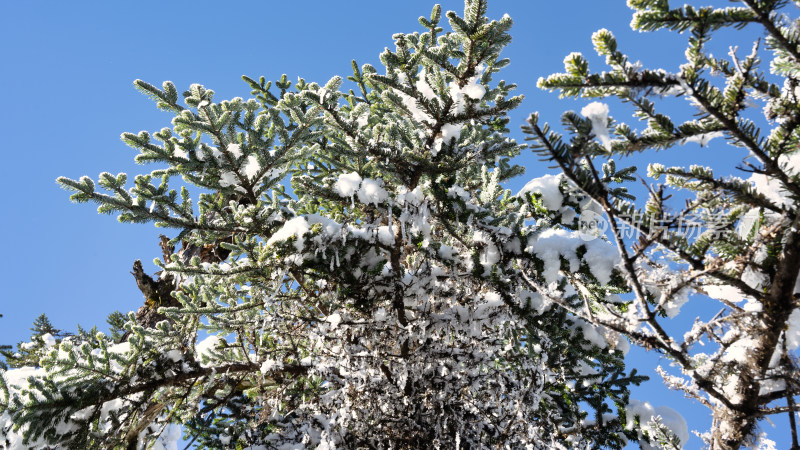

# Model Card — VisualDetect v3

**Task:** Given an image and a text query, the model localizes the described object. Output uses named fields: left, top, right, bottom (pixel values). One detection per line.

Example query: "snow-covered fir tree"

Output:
left=0, top=2, right=687, bottom=449
left=525, top=0, right=800, bottom=448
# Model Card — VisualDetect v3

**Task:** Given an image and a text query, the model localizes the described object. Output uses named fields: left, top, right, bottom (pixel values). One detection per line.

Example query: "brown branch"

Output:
left=688, top=84, right=800, bottom=200
left=741, top=0, right=800, bottom=64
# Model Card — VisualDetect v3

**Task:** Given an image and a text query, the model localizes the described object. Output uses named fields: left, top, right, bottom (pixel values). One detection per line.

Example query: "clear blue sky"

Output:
left=0, top=1, right=790, bottom=448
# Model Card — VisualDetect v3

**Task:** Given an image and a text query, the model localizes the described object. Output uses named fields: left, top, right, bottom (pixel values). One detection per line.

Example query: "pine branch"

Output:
left=742, top=0, right=800, bottom=63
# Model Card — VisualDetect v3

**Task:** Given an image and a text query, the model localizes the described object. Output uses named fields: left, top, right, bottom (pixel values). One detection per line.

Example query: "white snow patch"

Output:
left=722, top=337, right=758, bottom=364
left=448, top=65, right=485, bottom=115
left=326, top=313, right=342, bottom=330
left=581, top=237, right=620, bottom=285
left=357, top=178, right=388, bottom=206
left=531, top=228, right=579, bottom=285
left=260, top=359, right=283, bottom=375
left=529, top=228, right=617, bottom=286
left=441, top=122, right=462, bottom=143
left=219, top=171, right=238, bottom=188
left=461, top=78, right=486, bottom=100
left=377, top=226, right=395, bottom=246
left=165, top=349, right=183, bottom=362
left=415, top=69, right=437, bottom=101
left=335, top=172, right=362, bottom=198
left=307, top=213, right=342, bottom=237
left=210, top=146, right=223, bottom=161
left=753, top=434, right=779, bottom=450
left=228, top=143, right=242, bottom=158
left=395, top=186, right=425, bottom=206
left=749, top=150, right=800, bottom=208
left=742, top=267, right=768, bottom=290
left=581, top=102, right=612, bottom=149
left=195, top=335, right=222, bottom=366
left=786, top=308, right=800, bottom=350
left=41, top=333, right=57, bottom=348
left=662, top=288, right=690, bottom=319
left=520, top=290, right=549, bottom=313
left=743, top=298, right=763, bottom=312
left=433, top=123, right=463, bottom=156
left=473, top=230, right=501, bottom=275
left=704, top=285, right=747, bottom=302
left=474, top=292, right=504, bottom=319
left=573, top=317, right=608, bottom=349
left=438, top=244, right=455, bottom=260
left=0, top=366, right=49, bottom=449
left=758, top=378, right=786, bottom=396
left=244, top=155, right=261, bottom=180
left=682, top=131, right=723, bottom=146
left=518, top=174, right=564, bottom=211
left=397, top=89, right=434, bottom=125
left=173, top=148, right=188, bottom=159
left=267, top=217, right=311, bottom=253
left=355, top=109, right=369, bottom=128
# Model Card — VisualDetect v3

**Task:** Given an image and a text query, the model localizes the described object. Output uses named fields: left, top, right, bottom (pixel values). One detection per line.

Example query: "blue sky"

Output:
left=0, top=1, right=791, bottom=447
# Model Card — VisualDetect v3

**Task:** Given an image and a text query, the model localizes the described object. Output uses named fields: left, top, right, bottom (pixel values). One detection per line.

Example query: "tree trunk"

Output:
left=710, top=406, right=756, bottom=450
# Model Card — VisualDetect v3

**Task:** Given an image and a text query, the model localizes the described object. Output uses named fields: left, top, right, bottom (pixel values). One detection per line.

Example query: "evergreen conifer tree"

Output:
left=0, top=2, right=671, bottom=449
left=525, top=0, right=800, bottom=448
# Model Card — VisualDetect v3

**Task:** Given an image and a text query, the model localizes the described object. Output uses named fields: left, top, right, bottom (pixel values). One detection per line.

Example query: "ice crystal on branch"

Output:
left=527, top=0, right=800, bottom=448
